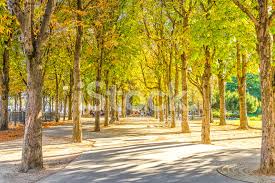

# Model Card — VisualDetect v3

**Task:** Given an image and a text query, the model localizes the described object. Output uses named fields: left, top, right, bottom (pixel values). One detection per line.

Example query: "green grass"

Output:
left=213, top=118, right=262, bottom=129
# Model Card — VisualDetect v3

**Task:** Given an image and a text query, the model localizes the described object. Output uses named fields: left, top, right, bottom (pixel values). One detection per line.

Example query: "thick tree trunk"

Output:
left=104, top=72, right=109, bottom=127
left=181, top=53, right=190, bottom=133
left=72, top=0, right=83, bottom=143
left=7, top=0, right=55, bottom=173
left=21, top=52, right=43, bottom=172
left=236, top=43, right=248, bottom=130
left=218, top=77, right=226, bottom=125
left=68, top=69, right=73, bottom=120
left=0, top=38, right=10, bottom=131
left=201, top=46, right=211, bottom=144
left=54, top=73, right=59, bottom=122
left=256, top=8, right=275, bottom=173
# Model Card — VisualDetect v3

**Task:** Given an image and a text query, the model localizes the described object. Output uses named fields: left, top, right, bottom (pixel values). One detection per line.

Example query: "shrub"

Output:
left=213, top=91, right=260, bottom=114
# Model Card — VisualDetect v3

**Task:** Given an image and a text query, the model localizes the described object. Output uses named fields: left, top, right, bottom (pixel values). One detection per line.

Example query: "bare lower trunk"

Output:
left=170, top=65, right=176, bottom=127
left=104, top=72, right=109, bottom=127
left=181, top=53, right=190, bottom=133
left=218, top=77, right=226, bottom=126
left=72, top=0, right=83, bottom=143
left=201, top=46, right=211, bottom=144
left=121, top=90, right=126, bottom=118
left=165, top=97, right=169, bottom=125
left=94, top=36, right=103, bottom=131
left=159, top=78, right=164, bottom=123
left=55, top=73, right=59, bottom=122
left=94, top=78, right=101, bottom=132
left=68, top=69, right=73, bottom=120
left=0, top=38, right=10, bottom=131
left=236, top=43, right=248, bottom=129
left=94, top=92, right=100, bottom=131
left=257, top=19, right=275, bottom=174
left=19, top=92, right=22, bottom=111
left=21, top=53, right=43, bottom=172
left=63, top=95, right=67, bottom=121
left=14, top=95, right=18, bottom=111
left=115, top=91, right=119, bottom=121
left=109, top=85, right=116, bottom=124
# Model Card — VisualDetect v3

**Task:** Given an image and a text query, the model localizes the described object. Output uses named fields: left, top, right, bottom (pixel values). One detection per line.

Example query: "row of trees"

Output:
left=0, top=0, right=274, bottom=175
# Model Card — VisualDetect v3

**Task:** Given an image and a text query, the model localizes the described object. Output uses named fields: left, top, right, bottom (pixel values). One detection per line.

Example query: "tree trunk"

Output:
left=256, top=8, right=275, bottom=173
left=0, top=38, right=10, bottom=131
left=104, top=72, right=109, bottom=126
left=115, top=90, right=119, bottom=121
left=94, top=64, right=102, bottom=132
left=21, top=52, right=43, bottom=172
left=175, top=63, right=179, bottom=120
left=68, top=69, right=73, bottom=120
left=14, top=95, right=17, bottom=111
left=54, top=73, right=59, bottom=122
left=158, top=78, right=164, bottom=123
left=63, top=95, right=67, bottom=121
left=165, top=96, right=169, bottom=125
left=201, top=46, right=211, bottom=144
left=72, top=0, right=83, bottom=143
left=218, top=77, right=226, bottom=125
left=109, top=84, right=116, bottom=124
left=51, top=96, right=54, bottom=113
left=181, top=53, right=190, bottom=133
left=19, top=92, right=22, bottom=111
left=170, top=82, right=176, bottom=128
left=236, top=43, right=248, bottom=130
left=155, top=97, right=158, bottom=119
left=94, top=34, right=104, bottom=131
left=121, top=90, right=126, bottom=118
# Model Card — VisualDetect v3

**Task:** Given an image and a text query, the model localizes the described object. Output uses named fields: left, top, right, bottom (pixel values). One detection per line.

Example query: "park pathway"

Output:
left=39, top=117, right=261, bottom=183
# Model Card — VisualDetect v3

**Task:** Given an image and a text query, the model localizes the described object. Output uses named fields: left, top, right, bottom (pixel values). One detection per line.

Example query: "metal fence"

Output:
left=9, top=111, right=26, bottom=124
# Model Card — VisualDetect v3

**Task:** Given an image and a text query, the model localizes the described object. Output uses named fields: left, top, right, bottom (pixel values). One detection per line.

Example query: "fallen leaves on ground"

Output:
left=0, top=120, right=72, bottom=142
left=0, top=124, right=24, bottom=142
left=42, top=120, right=72, bottom=128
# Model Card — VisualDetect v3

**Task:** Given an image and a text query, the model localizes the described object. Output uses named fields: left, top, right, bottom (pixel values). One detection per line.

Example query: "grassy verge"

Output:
left=213, top=119, right=262, bottom=129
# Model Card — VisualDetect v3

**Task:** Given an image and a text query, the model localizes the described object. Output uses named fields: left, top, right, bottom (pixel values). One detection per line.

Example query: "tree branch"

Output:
left=38, top=0, right=56, bottom=45
left=231, top=0, right=259, bottom=26
left=7, top=0, right=25, bottom=30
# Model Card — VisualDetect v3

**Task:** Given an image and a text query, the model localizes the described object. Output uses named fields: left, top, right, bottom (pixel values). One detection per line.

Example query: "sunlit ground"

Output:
left=0, top=117, right=263, bottom=183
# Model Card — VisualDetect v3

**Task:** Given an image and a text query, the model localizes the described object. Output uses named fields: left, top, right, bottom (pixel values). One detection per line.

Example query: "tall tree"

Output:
left=72, top=0, right=83, bottom=143
left=232, top=0, right=275, bottom=174
left=7, top=0, right=56, bottom=172
left=181, top=52, right=190, bottom=133
left=0, top=13, right=13, bottom=130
